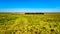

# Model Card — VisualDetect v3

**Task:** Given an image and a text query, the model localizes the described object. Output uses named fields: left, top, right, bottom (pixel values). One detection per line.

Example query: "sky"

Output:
left=0, top=0, right=60, bottom=12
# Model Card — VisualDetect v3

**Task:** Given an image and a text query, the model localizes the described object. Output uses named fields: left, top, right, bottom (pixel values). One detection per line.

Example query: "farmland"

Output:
left=0, top=12, right=60, bottom=34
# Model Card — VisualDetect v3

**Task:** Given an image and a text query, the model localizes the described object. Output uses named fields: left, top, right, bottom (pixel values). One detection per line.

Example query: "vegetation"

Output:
left=0, top=13, right=60, bottom=34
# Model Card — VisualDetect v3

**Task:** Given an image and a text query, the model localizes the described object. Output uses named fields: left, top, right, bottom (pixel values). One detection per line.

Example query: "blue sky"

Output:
left=0, top=0, right=60, bottom=12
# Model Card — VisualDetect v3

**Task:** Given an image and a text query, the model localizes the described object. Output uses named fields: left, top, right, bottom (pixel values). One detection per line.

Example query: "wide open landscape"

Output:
left=0, top=12, right=60, bottom=34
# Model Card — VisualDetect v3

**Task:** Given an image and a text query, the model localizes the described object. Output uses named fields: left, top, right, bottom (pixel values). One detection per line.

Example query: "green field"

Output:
left=0, top=13, right=60, bottom=34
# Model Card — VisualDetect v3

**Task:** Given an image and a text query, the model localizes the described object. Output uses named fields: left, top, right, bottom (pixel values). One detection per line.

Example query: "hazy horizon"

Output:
left=0, top=0, right=60, bottom=12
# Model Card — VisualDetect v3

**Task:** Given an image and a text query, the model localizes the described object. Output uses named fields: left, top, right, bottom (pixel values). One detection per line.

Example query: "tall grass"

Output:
left=0, top=13, right=60, bottom=34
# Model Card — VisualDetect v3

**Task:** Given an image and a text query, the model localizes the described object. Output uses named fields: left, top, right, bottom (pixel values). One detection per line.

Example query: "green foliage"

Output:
left=0, top=13, right=60, bottom=34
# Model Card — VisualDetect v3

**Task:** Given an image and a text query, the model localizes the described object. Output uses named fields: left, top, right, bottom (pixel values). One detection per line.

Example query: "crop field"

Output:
left=0, top=12, right=60, bottom=34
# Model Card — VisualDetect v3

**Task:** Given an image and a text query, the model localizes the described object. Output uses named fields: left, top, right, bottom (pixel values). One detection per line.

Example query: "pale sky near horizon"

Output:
left=0, top=0, right=60, bottom=12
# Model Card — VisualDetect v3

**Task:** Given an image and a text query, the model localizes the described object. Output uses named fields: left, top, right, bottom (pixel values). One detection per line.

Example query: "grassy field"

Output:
left=0, top=12, right=60, bottom=34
